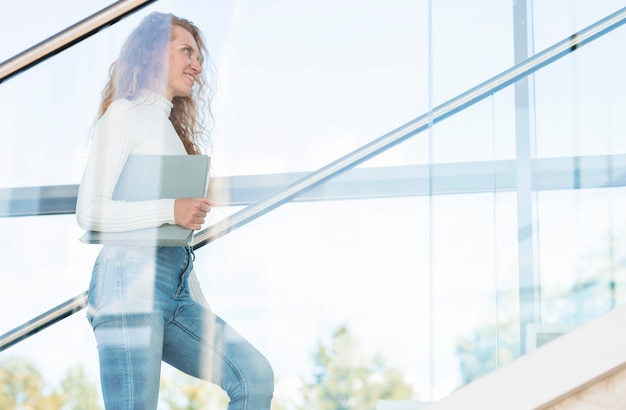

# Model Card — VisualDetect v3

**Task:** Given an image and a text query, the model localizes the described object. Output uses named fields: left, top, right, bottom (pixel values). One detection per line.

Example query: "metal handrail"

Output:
left=0, top=0, right=157, bottom=84
left=1, top=7, right=624, bottom=353
left=0, top=292, right=88, bottom=351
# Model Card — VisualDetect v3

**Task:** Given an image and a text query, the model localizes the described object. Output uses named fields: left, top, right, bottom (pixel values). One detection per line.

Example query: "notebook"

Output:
left=80, top=154, right=210, bottom=247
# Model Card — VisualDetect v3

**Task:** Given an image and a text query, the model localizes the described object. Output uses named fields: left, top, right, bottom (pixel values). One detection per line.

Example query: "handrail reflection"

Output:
left=0, top=7, right=624, bottom=353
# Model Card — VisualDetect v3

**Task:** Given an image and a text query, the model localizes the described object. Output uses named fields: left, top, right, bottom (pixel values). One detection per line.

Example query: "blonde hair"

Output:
left=99, top=12, right=212, bottom=154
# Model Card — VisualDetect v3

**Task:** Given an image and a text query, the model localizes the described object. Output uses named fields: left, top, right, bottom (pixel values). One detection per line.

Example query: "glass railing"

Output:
left=1, top=1, right=625, bottom=408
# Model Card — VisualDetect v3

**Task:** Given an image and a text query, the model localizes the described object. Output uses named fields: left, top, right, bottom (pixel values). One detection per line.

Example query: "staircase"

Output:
left=423, top=304, right=626, bottom=409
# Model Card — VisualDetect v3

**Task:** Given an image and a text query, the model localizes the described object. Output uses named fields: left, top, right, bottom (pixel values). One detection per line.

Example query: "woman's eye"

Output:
left=184, top=48, right=192, bottom=56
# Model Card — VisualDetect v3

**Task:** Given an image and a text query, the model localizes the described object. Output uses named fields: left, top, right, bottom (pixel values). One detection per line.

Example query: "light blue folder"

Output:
left=80, top=154, right=210, bottom=247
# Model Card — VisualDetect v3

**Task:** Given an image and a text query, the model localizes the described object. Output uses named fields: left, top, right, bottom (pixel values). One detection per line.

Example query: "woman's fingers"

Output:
left=174, top=197, right=215, bottom=230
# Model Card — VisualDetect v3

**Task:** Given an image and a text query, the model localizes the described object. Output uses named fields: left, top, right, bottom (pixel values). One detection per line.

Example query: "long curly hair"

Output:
left=98, top=12, right=212, bottom=155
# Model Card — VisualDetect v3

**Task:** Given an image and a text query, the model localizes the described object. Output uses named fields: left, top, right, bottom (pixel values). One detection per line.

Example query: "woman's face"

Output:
left=165, top=25, right=202, bottom=100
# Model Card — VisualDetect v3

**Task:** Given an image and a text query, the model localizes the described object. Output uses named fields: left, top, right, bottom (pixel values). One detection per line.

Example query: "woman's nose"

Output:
left=191, top=58, right=202, bottom=74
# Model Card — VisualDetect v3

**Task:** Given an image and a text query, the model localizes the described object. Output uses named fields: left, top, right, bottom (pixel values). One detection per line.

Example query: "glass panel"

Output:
left=0, top=214, right=102, bottom=405
left=0, top=215, right=98, bottom=330
left=430, top=0, right=514, bottom=105
left=534, top=28, right=626, bottom=159
left=1, top=0, right=429, bottom=187
left=532, top=0, right=625, bottom=52
left=430, top=192, right=518, bottom=392
left=195, top=197, right=433, bottom=399
left=1, top=0, right=625, bottom=408
left=538, top=188, right=626, bottom=324
left=196, top=0, right=430, bottom=175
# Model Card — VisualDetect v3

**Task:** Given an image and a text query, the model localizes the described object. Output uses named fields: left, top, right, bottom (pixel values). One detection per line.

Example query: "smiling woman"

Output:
left=166, top=25, right=202, bottom=100
left=75, top=11, right=274, bottom=410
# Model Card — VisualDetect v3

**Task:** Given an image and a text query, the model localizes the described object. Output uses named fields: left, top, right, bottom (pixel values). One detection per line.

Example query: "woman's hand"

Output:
left=174, top=197, right=215, bottom=230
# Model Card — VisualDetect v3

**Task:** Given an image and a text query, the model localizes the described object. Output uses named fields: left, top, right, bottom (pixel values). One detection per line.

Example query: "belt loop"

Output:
left=188, top=246, right=196, bottom=262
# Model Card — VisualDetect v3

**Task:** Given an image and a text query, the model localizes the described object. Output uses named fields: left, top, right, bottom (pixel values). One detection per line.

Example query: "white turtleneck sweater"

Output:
left=76, top=91, right=188, bottom=232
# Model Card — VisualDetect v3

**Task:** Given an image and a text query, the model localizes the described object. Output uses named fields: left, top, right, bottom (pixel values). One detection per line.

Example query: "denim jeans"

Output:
left=87, top=245, right=274, bottom=409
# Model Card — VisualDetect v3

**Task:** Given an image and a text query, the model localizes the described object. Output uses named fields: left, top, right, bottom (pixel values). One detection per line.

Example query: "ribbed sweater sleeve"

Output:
left=76, top=98, right=179, bottom=232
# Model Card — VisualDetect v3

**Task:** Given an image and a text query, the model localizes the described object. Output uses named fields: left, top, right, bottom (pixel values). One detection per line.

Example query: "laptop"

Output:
left=80, top=154, right=210, bottom=247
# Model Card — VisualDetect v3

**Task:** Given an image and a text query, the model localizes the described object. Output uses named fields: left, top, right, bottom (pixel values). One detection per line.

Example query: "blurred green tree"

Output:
left=0, top=356, right=64, bottom=409
left=159, top=367, right=228, bottom=410
left=158, top=366, right=288, bottom=410
left=59, top=364, right=103, bottom=409
left=298, top=325, right=415, bottom=410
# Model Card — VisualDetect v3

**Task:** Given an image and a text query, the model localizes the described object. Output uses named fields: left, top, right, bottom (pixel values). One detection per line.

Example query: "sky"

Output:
left=1, top=0, right=625, bottom=407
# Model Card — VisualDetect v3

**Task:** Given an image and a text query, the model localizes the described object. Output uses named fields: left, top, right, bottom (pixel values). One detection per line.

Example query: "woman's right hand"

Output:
left=174, top=197, right=215, bottom=230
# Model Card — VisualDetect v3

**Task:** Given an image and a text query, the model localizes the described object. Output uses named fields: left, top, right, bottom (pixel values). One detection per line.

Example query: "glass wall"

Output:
left=1, top=0, right=625, bottom=408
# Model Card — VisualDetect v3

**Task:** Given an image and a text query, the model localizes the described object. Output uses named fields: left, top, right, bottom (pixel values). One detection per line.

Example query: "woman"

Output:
left=76, top=12, right=274, bottom=410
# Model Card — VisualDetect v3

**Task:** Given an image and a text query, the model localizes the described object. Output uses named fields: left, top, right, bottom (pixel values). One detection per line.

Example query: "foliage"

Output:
left=59, top=364, right=103, bottom=410
left=0, top=356, right=69, bottom=410
left=159, top=367, right=229, bottom=410
left=455, top=318, right=519, bottom=384
left=455, top=266, right=622, bottom=384
left=1, top=325, right=415, bottom=409
left=298, top=325, right=415, bottom=410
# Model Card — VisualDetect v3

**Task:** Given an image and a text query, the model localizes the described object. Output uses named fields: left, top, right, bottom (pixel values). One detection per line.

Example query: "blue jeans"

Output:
left=87, top=245, right=274, bottom=409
